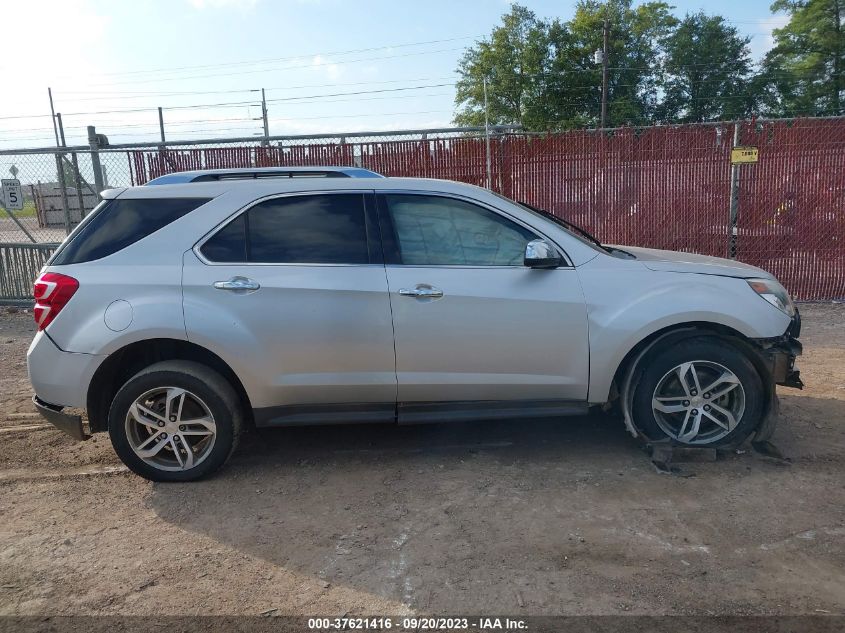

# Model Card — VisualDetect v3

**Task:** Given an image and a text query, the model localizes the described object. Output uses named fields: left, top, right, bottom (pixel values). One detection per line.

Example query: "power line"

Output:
left=277, top=91, right=452, bottom=107
left=269, top=109, right=452, bottom=122
left=64, top=36, right=478, bottom=80
left=2, top=83, right=453, bottom=123
left=57, top=100, right=260, bottom=117
left=0, top=116, right=261, bottom=134
left=53, top=76, right=459, bottom=100
left=82, top=46, right=466, bottom=87
left=266, top=83, right=454, bottom=104
left=0, top=110, right=454, bottom=142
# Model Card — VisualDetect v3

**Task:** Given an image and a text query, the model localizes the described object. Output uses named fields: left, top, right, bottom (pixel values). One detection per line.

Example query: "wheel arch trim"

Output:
left=86, top=338, right=252, bottom=433
left=610, top=323, right=776, bottom=442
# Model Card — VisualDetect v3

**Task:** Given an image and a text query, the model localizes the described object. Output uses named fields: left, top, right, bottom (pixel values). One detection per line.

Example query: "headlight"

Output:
left=747, top=278, right=795, bottom=316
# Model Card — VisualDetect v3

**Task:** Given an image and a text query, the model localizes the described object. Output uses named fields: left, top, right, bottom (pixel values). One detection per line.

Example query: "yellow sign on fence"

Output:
left=731, top=146, right=759, bottom=164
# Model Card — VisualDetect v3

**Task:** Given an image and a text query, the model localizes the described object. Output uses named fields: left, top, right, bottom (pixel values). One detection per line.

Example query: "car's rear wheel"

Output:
left=108, top=361, right=242, bottom=482
left=631, top=337, right=764, bottom=447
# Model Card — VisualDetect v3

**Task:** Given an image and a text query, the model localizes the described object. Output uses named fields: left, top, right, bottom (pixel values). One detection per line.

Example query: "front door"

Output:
left=378, top=193, right=590, bottom=413
left=182, top=191, right=397, bottom=423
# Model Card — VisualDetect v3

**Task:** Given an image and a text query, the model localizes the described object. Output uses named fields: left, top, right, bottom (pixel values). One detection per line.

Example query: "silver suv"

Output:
left=27, top=174, right=803, bottom=481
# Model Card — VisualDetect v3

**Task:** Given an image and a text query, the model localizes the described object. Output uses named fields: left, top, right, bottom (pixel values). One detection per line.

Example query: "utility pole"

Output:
left=56, top=113, right=67, bottom=147
left=48, top=87, right=60, bottom=147
left=261, top=88, right=270, bottom=146
left=158, top=107, right=166, bottom=143
left=482, top=77, right=492, bottom=189
left=55, top=113, right=73, bottom=235
left=600, top=16, right=609, bottom=129
left=728, top=123, right=741, bottom=259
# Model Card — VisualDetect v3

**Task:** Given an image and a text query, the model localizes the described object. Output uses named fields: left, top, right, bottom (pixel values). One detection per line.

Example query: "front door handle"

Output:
left=213, top=276, right=260, bottom=293
left=398, top=284, right=444, bottom=299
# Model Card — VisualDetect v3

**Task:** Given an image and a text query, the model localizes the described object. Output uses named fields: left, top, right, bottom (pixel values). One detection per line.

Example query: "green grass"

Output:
left=3, top=200, right=37, bottom=217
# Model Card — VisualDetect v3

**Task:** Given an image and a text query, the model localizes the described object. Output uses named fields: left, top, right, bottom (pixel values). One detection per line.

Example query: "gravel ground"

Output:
left=0, top=305, right=843, bottom=616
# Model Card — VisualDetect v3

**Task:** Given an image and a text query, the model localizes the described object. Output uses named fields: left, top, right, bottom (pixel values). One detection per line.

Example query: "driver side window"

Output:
left=385, top=194, right=537, bottom=266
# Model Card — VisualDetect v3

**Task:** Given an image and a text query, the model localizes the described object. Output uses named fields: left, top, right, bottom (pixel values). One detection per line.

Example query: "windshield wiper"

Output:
left=518, top=201, right=607, bottom=251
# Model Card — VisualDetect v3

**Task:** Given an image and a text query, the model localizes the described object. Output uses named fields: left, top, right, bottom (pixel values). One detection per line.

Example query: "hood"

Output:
left=608, top=245, right=773, bottom=279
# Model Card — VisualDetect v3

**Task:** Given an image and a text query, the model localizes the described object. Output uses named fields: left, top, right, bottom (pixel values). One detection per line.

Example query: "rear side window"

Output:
left=51, top=197, right=210, bottom=265
left=200, top=193, right=369, bottom=264
left=200, top=214, right=246, bottom=262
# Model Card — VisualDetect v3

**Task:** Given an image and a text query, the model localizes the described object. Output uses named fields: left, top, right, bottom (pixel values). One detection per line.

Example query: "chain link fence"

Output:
left=1, top=119, right=843, bottom=302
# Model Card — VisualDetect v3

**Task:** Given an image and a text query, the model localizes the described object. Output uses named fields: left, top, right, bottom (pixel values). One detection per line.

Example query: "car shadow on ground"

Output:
left=144, top=398, right=845, bottom=613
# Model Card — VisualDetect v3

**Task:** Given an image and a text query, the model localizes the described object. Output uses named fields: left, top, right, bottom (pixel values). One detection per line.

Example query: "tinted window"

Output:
left=51, top=197, right=210, bottom=265
left=247, top=194, right=368, bottom=264
left=200, top=214, right=246, bottom=262
left=385, top=195, right=536, bottom=266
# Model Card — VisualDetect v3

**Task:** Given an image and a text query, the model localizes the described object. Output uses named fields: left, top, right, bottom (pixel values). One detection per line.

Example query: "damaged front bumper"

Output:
left=754, top=309, right=804, bottom=390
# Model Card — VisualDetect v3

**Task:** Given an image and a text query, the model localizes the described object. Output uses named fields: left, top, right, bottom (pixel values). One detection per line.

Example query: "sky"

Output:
left=0, top=0, right=789, bottom=151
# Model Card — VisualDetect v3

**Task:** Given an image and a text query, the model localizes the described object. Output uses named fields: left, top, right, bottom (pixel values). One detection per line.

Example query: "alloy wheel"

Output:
left=125, top=387, right=217, bottom=472
left=651, top=360, right=746, bottom=445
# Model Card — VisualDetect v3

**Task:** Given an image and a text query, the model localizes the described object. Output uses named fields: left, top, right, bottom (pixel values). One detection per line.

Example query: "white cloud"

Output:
left=0, top=0, right=111, bottom=146
left=187, top=0, right=258, bottom=9
left=0, top=0, right=109, bottom=76
left=750, top=14, right=790, bottom=60
left=311, top=55, right=342, bottom=80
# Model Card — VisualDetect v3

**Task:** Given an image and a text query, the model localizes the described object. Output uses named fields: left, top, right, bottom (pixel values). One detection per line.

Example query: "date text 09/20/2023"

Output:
left=307, top=616, right=528, bottom=630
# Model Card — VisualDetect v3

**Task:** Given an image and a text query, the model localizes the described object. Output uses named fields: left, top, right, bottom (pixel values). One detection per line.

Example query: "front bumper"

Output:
left=33, top=396, right=89, bottom=441
left=756, top=309, right=804, bottom=389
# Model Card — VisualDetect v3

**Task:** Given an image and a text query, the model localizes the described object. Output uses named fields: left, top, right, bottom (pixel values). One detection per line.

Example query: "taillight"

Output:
left=33, top=272, right=79, bottom=331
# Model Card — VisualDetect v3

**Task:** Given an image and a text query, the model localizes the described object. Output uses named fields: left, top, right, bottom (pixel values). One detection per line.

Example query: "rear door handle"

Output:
left=398, top=284, right=443, bottom=299
left=213, top=276, right=260, bottom=293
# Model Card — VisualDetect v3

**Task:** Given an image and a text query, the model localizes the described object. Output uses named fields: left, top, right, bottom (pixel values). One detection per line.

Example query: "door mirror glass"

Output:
left=524, top=239, right=561, bottom=269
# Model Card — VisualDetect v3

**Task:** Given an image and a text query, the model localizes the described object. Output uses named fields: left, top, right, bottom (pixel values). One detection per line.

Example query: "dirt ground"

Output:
left=0, top=305, right=843, bottom=617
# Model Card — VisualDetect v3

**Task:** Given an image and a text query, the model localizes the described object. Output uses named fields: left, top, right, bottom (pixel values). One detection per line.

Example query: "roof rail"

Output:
left=145, top=166, right=384, bottom=185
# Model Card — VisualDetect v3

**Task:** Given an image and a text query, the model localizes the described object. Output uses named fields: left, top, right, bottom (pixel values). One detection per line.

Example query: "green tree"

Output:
left=454, top=2, right=678, bottom=130
left=565, top=0, right=677, bottom=127
left=522, top=17, right=598, bottom=129
left=659, top=13, right=755, bottom=122
left=759, top=0, right=845, bottom=116
left=453, top=4, right=551, bottom=128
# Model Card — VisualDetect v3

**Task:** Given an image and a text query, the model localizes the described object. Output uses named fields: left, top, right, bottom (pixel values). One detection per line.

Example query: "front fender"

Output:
left=578, top=263, right=792, bottom=403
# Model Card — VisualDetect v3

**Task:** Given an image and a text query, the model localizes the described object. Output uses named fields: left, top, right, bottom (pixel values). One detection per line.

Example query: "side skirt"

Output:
left=397, top=400, right=589, bottom=425
left=253, top=400, right=589, bottom=428
left=253, top=403, right=395, bottom=427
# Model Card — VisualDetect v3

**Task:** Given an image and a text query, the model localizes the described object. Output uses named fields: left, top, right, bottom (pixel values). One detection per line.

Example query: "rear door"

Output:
left=377, top=192, right=590, bottom=416
left=182, top=191, right=397, bottom=423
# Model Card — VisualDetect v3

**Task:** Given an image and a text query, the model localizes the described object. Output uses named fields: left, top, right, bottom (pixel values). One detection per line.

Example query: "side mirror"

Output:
left=524, top=239, right=561, bottom=269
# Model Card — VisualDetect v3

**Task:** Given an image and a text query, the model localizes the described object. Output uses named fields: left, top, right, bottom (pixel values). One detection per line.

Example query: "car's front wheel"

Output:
left=631, top=337, right=764, bottom=447
left=108, top=360, right=243, bottom=482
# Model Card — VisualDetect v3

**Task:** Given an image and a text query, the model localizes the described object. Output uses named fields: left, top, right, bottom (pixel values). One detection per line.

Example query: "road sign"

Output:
left=731, top=146, right=758, bottom=164
left=1, top=178, right=24, bottom=210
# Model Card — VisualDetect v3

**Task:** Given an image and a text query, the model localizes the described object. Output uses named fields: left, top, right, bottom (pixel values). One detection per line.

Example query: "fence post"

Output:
left=728, top=122, right=741, bottom=259
left=483, top=78, right=492, bottom=189
left=70, top=152, right=86, bottom=219
left=88, top=126, right=105, bottom=200
left=54, top=153, right=72, bottom=236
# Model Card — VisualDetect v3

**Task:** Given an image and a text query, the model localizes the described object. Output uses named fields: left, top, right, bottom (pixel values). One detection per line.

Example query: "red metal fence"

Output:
left=128, top=118, right=845, bottom=301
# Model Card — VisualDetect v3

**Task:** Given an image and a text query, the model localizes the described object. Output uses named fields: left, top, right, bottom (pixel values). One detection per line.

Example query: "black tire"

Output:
left=108, top=360, right=243, bottom=482
left=631, top=337, right=764, bottom=447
